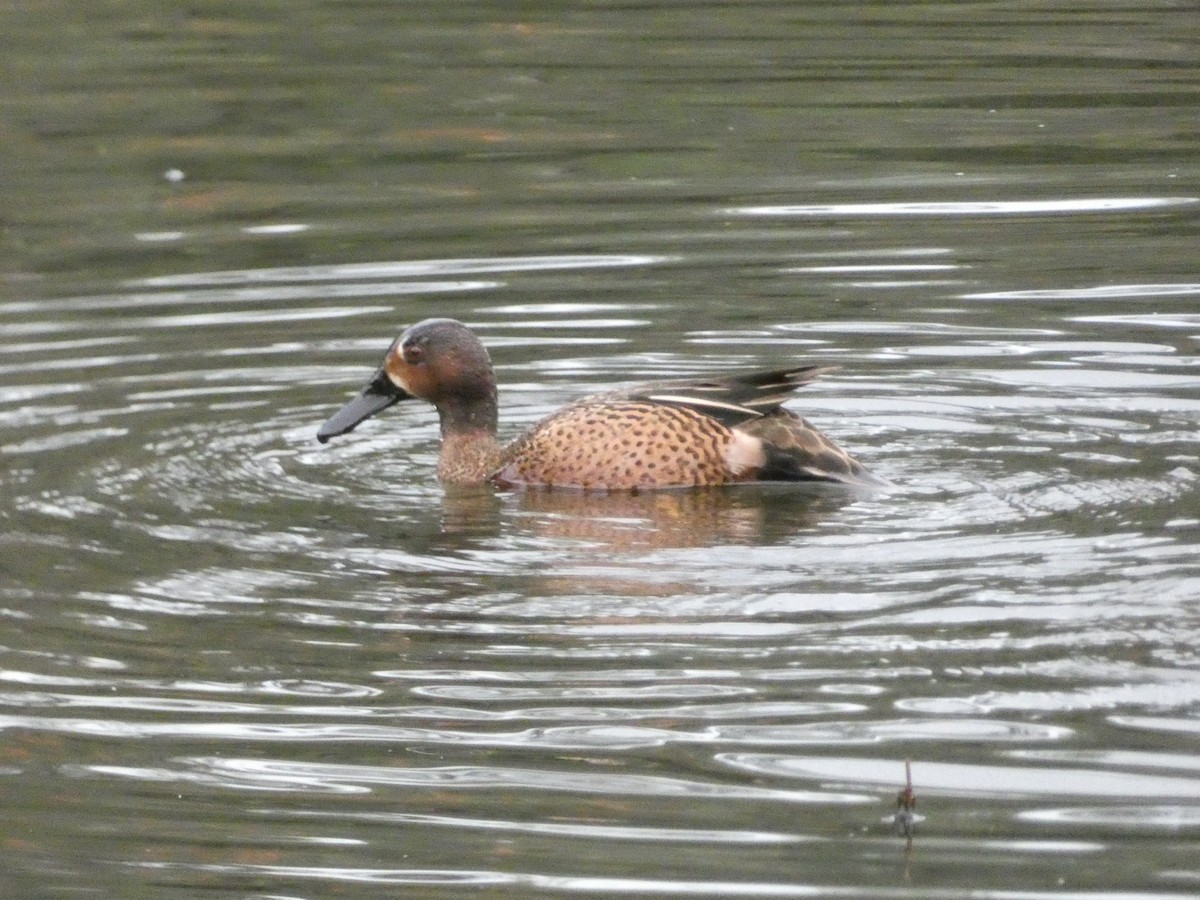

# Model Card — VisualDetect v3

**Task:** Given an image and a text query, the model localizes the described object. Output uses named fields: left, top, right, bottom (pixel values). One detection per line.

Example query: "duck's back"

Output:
left=491, top=367, right=878, bottom=490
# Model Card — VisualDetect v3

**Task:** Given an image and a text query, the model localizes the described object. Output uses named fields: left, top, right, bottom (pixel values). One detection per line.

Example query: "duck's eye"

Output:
left=402, top=343, right=425, bottom=365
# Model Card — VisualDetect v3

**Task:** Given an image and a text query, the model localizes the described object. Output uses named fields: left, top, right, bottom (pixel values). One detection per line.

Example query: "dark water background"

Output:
left=3, top=2, right=1199, bottom=897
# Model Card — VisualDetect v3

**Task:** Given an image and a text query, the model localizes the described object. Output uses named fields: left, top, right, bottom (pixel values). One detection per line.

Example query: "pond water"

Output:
left=3, top=2, right=1200, bottom=897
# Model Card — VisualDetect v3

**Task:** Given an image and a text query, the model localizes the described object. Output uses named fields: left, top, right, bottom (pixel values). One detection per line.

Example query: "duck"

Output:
left=316, top=318, right=882, bottom=490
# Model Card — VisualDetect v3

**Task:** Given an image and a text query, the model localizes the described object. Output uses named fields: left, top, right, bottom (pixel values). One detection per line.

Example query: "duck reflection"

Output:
left=438, top=482, right=863, bottom=549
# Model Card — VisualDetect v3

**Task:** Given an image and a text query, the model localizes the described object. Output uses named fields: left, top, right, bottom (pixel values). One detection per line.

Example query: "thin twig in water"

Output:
left=894, top=759, right=917, bottom=839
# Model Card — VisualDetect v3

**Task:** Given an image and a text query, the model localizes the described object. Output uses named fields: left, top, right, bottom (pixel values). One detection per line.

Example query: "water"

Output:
left=3, top=2, right=1200, bottom=897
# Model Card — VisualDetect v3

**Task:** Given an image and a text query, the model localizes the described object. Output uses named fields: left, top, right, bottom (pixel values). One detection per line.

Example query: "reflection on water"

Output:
left=458, top=484, right=859, bottom=548
left=3, top=1, right=1200, bottom=897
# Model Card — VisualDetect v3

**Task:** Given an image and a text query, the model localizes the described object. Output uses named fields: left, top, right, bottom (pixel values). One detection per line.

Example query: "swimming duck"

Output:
left=317, top=318, right=881, bottom=490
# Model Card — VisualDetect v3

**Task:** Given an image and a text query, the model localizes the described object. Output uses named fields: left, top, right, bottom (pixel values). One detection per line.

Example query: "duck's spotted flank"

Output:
left=317, top=318, right=883, bottom=491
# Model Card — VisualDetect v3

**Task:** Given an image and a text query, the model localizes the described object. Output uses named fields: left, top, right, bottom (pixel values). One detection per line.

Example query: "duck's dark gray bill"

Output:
left=316, top=368, right=409, bottom=443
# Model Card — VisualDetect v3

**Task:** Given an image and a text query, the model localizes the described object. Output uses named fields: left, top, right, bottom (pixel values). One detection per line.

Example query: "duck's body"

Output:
left=317, top=318, right=881, bottom=490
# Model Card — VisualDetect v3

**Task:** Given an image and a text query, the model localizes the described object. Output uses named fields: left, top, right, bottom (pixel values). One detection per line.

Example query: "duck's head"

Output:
left=316, top=318, right=498, bottom=443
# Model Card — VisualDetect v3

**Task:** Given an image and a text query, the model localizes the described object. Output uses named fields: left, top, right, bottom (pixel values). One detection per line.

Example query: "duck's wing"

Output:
left=737, top=408, right=884, bottom=485
left=595, top=366, right=836, bottom=428
left=626, top=366, right=884, bottom=486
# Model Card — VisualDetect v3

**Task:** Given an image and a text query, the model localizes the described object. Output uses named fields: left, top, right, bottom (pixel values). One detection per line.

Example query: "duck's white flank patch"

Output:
left=723, top=429, right=767, bottom=476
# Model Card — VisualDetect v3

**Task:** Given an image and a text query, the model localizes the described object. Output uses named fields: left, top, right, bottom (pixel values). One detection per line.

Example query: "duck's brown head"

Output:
left=316, top=318, right=498, bottom=443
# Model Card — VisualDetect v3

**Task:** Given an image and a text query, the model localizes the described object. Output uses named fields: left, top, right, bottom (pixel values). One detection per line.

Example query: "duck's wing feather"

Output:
left=592, top=366, right=836, bottom=428
left=738, top=408, right=883, bottom=485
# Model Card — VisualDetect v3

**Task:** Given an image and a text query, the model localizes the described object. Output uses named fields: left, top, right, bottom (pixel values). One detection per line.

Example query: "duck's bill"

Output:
left=316, top=368, right=411, bottom=443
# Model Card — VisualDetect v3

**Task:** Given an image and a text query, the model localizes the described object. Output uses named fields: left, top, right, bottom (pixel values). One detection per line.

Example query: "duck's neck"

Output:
left=437, top=429, right=505, bottom=484
left=435, top=396, right=504, bottom=484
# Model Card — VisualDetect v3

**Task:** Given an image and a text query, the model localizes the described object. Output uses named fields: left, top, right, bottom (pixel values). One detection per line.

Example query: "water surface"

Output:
left=2, top=2, right=1199, bottom=897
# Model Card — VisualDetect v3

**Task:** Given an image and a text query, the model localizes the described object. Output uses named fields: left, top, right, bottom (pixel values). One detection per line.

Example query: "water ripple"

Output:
left=129, top=254, right=676, bottom=288
left=717, top=755, right=1200, bottom=800
left=286, top=808, right=804, bottom=844
left=79, top=757, right=875, bottom=804
left=129, top=860, right=1198, bottom=898
left=728, top=197, right=1199, bottom=217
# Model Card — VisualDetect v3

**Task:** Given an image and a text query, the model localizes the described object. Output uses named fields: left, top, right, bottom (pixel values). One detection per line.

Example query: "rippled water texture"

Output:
left=3, top=2, right=1200, bottom=897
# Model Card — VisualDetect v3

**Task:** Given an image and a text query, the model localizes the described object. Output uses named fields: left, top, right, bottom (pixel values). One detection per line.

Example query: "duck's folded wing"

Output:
left=738, top=409, right=883, bottom=485
left=602, top=366, right=836, bottom=428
